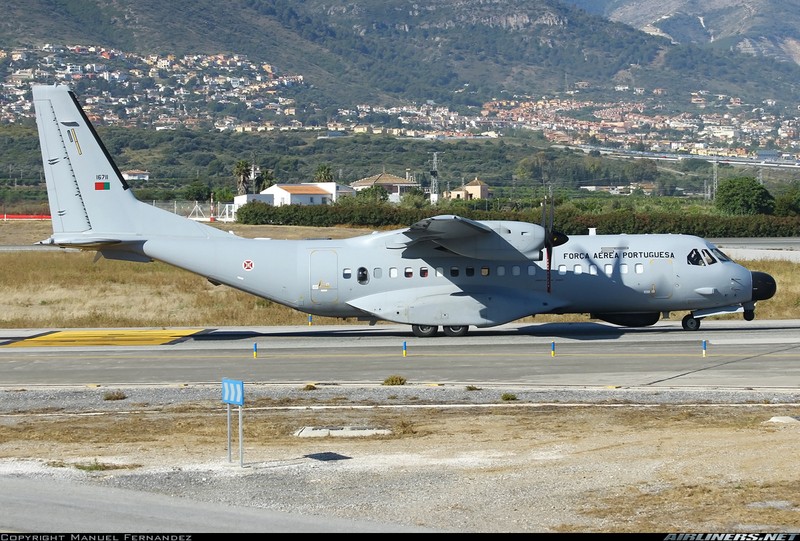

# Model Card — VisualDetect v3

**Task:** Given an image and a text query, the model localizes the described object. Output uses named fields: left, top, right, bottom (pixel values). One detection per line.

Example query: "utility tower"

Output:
left=429, top=152, right=442, bottom=204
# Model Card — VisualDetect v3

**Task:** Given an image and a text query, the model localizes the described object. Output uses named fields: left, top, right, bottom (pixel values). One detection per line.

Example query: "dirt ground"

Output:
left=1, top=396, right=799, bottom=532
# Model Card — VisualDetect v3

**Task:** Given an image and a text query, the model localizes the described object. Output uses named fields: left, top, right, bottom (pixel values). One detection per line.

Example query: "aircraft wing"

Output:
left=389, top=214, right=547, bottom=261
left=404, top=214, right=496, bottom=241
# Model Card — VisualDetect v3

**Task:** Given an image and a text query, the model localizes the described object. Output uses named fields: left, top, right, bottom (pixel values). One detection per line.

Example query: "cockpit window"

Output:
left=687, top=248, right=705, bottom=266
left=711, top=248, right=731, bottom=262
left=688, top=248, right=722, bottom=266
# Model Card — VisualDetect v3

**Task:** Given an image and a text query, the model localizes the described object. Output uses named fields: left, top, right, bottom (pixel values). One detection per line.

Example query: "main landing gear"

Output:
left=682, top=314, right=701, bottom=331
left=411, top=325, right=470, bottom=337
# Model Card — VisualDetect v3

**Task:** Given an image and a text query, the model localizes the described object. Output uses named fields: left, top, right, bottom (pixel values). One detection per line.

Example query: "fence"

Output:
left=144, top=200, right=236, bottom=223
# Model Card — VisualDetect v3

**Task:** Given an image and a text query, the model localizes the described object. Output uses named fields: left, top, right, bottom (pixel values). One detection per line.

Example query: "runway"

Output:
left=2, top=319, right=800, bottom=389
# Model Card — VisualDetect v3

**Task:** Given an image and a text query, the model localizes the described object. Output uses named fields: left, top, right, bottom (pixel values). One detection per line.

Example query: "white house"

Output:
left=229, top=182, right=355, bottom=219
left=122, top=169, right=150, bottom=181
left=264, top=184, right=330, bottom=207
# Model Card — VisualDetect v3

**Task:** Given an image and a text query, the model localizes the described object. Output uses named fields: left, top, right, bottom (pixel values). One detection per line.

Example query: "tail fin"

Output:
left=33, top=84, right=225, bottom=251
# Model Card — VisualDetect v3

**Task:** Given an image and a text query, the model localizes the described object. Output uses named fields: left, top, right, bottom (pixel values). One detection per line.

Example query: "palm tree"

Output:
left=314, top=164, right=334, bottom=182
left=233, top=160, right=251, bottom=196
left=256, top=167, right=275, bottom=192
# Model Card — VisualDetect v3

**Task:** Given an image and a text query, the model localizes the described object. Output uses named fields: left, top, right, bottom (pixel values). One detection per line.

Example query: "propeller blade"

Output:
left=546, top=244, right=552, bottom=293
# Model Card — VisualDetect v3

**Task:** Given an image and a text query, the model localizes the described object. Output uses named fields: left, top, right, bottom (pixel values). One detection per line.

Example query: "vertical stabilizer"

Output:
left=33, top=84, right=226, bottom=247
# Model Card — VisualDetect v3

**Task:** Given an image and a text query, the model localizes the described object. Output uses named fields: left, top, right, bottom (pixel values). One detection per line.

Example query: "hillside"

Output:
left=3, top=0, right=800, bottom=110
left=565, top=0, right=800, bottom=65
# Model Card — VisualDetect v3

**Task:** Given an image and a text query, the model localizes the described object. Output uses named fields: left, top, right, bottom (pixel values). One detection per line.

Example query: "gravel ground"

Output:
left=2, top=384, right=800, bottom=532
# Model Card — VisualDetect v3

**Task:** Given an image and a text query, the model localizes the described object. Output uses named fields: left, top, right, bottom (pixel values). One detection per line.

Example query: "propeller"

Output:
left=540, top=185, right=569, bottom=293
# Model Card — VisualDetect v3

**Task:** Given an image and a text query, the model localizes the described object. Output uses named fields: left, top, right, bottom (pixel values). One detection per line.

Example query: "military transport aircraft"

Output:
left=32, top=84, right=777, bottom=337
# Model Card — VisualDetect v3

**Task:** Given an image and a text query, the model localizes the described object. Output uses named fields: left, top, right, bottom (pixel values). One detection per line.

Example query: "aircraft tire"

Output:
left=682, top=314, right=701, bottom=331
left=443, top=325, right=469, bottom=337
left=411, top=324, right=438, bottom=338
left=744, top=310, right=755, bottom=321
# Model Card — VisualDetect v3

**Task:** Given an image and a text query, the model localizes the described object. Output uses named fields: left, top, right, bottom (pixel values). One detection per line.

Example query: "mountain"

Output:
left=3, top=0, right=800, bottom=110
left=564, top=0, right=800, bottom=65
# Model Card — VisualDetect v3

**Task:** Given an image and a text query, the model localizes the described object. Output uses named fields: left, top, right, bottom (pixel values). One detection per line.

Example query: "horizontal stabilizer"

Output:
left=38, top=237, right=124, bottom=248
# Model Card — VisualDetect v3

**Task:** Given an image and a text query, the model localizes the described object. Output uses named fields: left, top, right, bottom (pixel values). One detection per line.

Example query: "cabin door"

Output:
left=310, top=249, right=339, bottom=304
left=648, top=258, right=675, bottom=299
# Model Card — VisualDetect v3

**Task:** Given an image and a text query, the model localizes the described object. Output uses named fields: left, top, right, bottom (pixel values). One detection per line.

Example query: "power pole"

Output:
left=250, top=153, right=260, bottom=194
left=712, top=160, right=718, bottom=201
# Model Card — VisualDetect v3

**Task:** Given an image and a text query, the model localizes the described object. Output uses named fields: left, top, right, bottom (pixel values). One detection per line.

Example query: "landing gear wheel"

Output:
left=743, top=310, right=755, bottom=321
left=682, top=314, right=701, bottom=331
left=411, top=324, right=438, bottom=338
left=443, top=325, right=469, bottom=337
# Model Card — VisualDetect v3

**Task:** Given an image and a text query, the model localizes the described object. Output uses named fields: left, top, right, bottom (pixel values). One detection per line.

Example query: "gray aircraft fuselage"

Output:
left=31, top=83, right=777, bottom=337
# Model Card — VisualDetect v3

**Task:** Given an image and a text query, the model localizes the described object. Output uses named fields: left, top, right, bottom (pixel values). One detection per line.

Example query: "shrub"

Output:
left=383, top=374, right=407, bottom=386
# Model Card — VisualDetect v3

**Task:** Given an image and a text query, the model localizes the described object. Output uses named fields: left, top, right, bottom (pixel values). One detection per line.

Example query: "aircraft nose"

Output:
left=751, top=271, right=777, bottom=301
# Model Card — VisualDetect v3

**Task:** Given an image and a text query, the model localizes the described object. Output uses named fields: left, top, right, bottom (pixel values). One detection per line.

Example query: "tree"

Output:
left=773, top=182, right=800, bottom=217
left=181, top=180, right=211, bottom=201
left=233, top=160, right=251, bottom=196
left=213, top=186, right=236, bottom=203
left=399, top=187, right=429, bottom=208
left=356, top=185, right=389, bottom=203
left=256, top=167, right=275, bottom=192
left=314, top=164, right=334, bottom=182
left=714, top=176, right=775, bottom=215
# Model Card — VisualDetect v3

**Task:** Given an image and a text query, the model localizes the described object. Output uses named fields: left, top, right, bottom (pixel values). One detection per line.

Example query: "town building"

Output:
left=443, top=177, right=492, bottom=200
left=350, top=171, right=420, bottom=203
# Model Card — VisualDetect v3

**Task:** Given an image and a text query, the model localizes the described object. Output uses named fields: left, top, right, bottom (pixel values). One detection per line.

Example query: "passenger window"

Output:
left=389, top=267, right=398, bottom=278
left=573, top=264, right=582, bottom=275
left=481, top=266, right=490, bottom=277
left=527, top=265, right=536, bottom=276
left=357, top=267, right=369, bottom=285
left=558, top=264, right=567, bottom=275
left=343, top=268, right=352, bottom=279
left=512, top=266, right=520, bottom=276
left=497, top=266, right=506, bottom=276
left=604, top=264, right=613, bottom=276
left=373, top=267, right=382, bottom=279
left=589, top=265, right=598, bottom=275
left=436, top=267, right=444, bottom=277
left=620, top=264, right=628, bottom=274
left=420, top=267, right=429, bottom=278
left=404, top=267, right=413, bottom=278
left=450, top=266, right=459, bottom=277
left=466, top=266, right=475, bottom=277
left=635, top=263, right=644, bottom=274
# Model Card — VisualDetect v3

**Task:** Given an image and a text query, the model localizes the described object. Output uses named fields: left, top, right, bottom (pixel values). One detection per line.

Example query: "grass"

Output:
left=0, top=221, right=796, bottom=327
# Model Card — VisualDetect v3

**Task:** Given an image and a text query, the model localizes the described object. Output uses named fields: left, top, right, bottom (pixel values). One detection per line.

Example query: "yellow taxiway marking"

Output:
left=3, top=329, right=202, bottom=347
